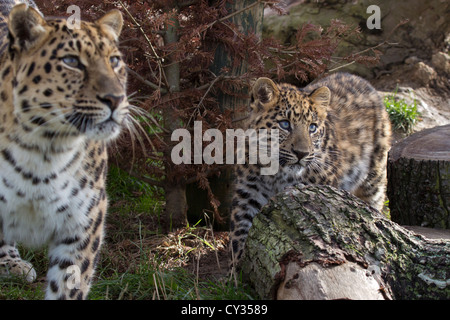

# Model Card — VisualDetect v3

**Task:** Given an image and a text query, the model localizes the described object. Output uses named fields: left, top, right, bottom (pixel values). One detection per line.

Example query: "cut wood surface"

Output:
left=240, top=185, right=450, bottom=300
left=387, top=124, right=450, bottom=229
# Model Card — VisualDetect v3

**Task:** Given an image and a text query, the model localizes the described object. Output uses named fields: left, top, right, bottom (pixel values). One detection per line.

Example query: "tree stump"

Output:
left=240, top=185, right=450, bottom=300
left=387, top=124, right=450, bottom=229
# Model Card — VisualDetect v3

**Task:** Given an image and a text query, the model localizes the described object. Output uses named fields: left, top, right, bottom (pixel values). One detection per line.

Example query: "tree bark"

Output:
left=387, top=124, right=450, bottom=229
left=162, top=13, right=188, bottom=230
left=240, top=185, right=450, bottom=300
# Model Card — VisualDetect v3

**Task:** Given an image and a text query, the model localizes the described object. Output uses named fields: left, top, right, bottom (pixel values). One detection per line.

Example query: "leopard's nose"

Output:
left=97, top=94, right=124, bottom=111
left=293, top=149, right=309, bottom=161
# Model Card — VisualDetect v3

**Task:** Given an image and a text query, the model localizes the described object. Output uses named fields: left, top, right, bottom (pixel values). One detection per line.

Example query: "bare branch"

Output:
left=328, top=60, right=356, bottom=73
left=202, top=1, right=263, bottom=33
left=177, top=0, right=199, bottom=9
left=342, top=19, right=409, bottom=59
left=129, top=171, right=166, bottom=188
left=127, top=66, right=168, bottom=94
left=185, top=168, right=221, bottom=185
left=118, top=0, right=170, bottom=90
left=186, top=75, right=223, bottom=127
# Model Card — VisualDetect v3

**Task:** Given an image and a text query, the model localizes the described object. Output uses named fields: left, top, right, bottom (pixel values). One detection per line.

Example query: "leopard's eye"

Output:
left=110, top=56, right=121, bottom=68
left=309, top=123, right=318, bottom=134
left=62, top=55, right=84, bottom=70
left=278, top=120, right=291, bottom=131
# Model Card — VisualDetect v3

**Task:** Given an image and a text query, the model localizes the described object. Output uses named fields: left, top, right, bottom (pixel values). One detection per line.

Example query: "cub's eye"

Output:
left=62, top=55, right=83, bottom=69
left=278, top=120, right=291, bottom=131
left=309, top=123, right=318, bottom=134
left=110, top=56, right=121, bottom=68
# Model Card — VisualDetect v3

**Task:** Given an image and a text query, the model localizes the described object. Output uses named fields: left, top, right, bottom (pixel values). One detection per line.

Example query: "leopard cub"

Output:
left=230, top=72, right=391, bottom=266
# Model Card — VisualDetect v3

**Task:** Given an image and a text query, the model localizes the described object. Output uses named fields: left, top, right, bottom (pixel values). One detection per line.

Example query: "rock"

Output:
left=431, top=52, right=450, bottom=75
left=263, top=0, right=450, bottom=79
left=378, top=87, right=450, bottom=136
left=413, top=62, right=437, bottom=86
left=445, top=33, right=450, bottom=51
left=380, top=47, right=411, bottom=67
left=405, top=56, right=420, bottom=65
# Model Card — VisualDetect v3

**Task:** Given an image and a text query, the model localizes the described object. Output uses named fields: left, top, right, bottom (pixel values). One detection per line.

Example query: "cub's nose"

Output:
left=97, top=94, right=124, bottom=111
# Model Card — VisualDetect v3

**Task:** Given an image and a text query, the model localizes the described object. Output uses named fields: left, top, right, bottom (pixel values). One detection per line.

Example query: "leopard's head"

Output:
left=8, top=4, right=128, bottom=143
left=249, top=77, right=330, bottom=168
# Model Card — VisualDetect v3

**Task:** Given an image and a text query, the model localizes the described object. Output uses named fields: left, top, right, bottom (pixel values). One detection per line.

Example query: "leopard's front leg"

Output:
left=45, top=210, right=105, bottom=300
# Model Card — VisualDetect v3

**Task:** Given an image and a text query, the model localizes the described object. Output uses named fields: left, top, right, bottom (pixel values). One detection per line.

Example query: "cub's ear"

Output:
left=8, top=4, right=49, bottom=52
left=309, top=86, right=331, bottom=109
left=97, top=10, right=123, bottom=41
left=251, top=77, right=280, bottom=112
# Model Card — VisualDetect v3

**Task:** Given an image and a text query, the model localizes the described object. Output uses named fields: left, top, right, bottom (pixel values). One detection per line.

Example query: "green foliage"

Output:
left=90, top=266, right=254, bottom=300
left=89, top=220, right=254, bottom=300
left=384, top=88, right=420, bottom=134
left=0, top=274, right=45, bottom=300
left=0, top=247, right=47, bottom=300
left=107, top=165, right=164, bottom=216
left=1, top=205, right=253, bottom=300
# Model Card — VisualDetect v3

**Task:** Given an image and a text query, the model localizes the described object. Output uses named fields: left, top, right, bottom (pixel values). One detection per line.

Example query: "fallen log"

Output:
left=387, top=124, right=450, bottom=229
left=240, top=185, right=450, bottom=300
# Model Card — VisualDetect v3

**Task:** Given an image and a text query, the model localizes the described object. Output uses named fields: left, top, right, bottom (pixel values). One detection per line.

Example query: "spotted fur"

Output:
left=0, top=1, right=128, bottom=299
left=230, top=73, right=392, bottom=267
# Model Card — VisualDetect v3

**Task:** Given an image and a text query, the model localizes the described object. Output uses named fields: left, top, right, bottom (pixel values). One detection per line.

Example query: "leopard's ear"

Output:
left=97, top=9, right=123, bottom=41
left=251, top=77, right=280, bottom=112
left=8, top=4, right=50, bottom=52
left=309, top=86, right=331, bottom=109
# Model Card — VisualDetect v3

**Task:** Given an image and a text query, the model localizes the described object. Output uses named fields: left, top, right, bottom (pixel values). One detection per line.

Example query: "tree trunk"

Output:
left=186, top=0, right=264, bottom=229
left=387, top=124, right=450, bottom=229
left=240, top=185, right=450, bottom=300
left=163, top=13, right=187, bottom=230
left=164, top=181, right=188, bottom=230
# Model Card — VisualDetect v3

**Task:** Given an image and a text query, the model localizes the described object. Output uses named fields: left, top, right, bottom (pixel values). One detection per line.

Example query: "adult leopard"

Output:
left=0, top=1, right=129, bottom=299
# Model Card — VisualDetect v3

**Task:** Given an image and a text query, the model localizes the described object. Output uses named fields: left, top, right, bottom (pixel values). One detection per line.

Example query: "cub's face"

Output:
left=249, top=78, right=330, bottom=167
left=8, top=5, right=128, bottom=142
